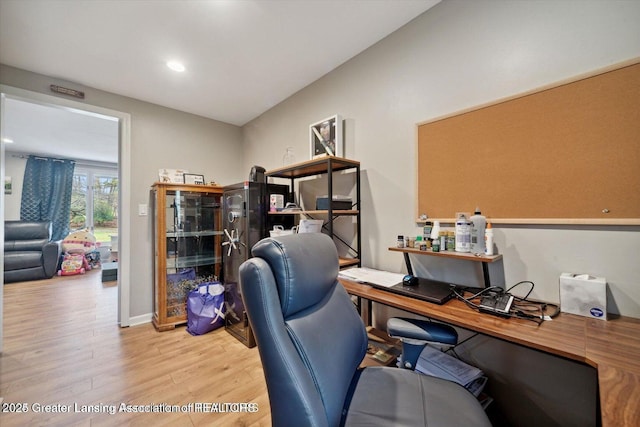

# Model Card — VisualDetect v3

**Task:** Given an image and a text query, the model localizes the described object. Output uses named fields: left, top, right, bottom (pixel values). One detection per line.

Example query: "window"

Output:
left=70, top=167, right=118, bottom=243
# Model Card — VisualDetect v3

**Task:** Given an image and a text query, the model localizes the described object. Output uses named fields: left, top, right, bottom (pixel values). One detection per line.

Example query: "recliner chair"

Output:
left=4, top=220, right=61, bottom=283
left=239, top=233, right=491, bottom=427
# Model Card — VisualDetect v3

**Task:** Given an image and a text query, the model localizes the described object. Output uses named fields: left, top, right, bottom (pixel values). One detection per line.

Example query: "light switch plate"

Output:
left=138, top=203, right=148, bottom=216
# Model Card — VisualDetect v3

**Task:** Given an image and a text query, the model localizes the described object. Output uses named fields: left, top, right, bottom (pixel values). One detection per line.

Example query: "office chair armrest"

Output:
left=387, top=317, right=458, bottom=345
left=387, top=318, right=458, bottom=369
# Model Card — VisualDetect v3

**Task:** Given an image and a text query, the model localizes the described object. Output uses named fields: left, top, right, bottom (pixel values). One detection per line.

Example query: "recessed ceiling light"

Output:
left=166, top=61, right=186, bottom=72
left=2, top=137, right=14, bottom=144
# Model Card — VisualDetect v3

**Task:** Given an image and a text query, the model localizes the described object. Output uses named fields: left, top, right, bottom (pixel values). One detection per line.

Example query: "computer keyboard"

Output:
left=478, top=293, right=514, bottom=317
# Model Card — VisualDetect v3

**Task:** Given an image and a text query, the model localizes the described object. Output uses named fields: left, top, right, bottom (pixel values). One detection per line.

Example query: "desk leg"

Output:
left=354, top=295, right=372, bottom=326
left=482, top=262, right=491, bottom=288
left=403, top=252, right=414, bottom=276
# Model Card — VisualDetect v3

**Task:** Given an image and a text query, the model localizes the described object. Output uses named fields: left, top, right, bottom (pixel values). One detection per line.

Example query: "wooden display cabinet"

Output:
left=151, top=182, right=223, bottom=331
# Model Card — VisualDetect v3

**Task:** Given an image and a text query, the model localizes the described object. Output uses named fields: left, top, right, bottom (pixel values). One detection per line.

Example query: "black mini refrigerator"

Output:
left=222, top=181, right=292, bottom=347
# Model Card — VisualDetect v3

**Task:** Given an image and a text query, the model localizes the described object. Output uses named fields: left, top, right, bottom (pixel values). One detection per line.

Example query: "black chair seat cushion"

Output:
left=345, top=366, right=491, bottom=427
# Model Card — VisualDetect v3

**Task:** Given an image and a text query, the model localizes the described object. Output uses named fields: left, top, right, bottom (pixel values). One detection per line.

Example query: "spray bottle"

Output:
left=455, top=213, right=471, bottom=253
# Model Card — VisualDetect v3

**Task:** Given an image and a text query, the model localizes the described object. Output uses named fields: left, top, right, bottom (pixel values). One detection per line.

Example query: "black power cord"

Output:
left=452, top=281, right=559, bottom=325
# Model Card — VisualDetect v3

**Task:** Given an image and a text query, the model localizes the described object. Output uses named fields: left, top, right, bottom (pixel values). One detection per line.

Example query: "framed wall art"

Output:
left=309, top=114, right=343, bottom=159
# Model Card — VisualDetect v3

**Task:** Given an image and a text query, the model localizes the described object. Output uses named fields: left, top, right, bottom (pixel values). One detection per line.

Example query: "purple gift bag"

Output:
left=186, top=282, right=225, bottom=336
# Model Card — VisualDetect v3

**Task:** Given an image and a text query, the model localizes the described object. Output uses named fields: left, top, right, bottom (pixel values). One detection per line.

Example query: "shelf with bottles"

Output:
left=388, top=246, right=502, bottom=263
left=389, top=246, right=501, bottom=289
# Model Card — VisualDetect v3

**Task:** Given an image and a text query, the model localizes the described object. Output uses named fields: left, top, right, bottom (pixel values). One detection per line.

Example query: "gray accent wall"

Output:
left=241, top=2, right=640, bottom=425
left=242, top=0, right=640, bottom=318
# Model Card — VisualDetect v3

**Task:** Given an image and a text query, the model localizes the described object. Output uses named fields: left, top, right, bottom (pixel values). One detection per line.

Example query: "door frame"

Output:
left=0, top=85, right=132, bottom=339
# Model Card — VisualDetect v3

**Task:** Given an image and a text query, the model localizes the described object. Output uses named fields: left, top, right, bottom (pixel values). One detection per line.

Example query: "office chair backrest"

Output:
left=240, top=233, right=368, bottom=427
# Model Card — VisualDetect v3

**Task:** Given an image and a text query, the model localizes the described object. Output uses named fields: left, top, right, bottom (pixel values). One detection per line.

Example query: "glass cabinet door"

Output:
left=164, top=190, right=222, bottom=318
left=152, top=183, right=223, bottom=331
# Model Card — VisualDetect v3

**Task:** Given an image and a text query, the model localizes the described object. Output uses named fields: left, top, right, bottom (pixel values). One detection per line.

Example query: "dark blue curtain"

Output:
left=20, top=156, right=76, bottom=241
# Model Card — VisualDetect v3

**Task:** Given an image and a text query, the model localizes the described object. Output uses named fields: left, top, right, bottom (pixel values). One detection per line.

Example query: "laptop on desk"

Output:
left=372, top=277, right=456, bottom=305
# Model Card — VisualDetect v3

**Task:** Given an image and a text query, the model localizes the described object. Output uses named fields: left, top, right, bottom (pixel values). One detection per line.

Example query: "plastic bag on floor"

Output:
left=186, top=282, right=225, bottom=336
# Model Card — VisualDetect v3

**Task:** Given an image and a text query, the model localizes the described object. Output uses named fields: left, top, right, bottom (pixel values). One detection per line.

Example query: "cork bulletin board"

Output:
left=417, top=60, right=640, bottom=224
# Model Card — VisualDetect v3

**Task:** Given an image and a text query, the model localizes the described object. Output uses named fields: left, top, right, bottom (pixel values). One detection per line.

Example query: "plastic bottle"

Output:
left=430, top=220, right=440, bottom=241
left=455, top=213, right=471, bottom=253
left=446, top=231, right=455, bottom=251
left=470, top=207, right=487, bottom=254
left=485, top=223, right=494, bottom=256
left=423, top=221, right=432, bottom=242
left=397, top=235, right=404, bottom=248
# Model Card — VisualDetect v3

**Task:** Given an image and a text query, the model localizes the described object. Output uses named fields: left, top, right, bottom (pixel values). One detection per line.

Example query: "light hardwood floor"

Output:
left=0, top=271, right=270, bottom=426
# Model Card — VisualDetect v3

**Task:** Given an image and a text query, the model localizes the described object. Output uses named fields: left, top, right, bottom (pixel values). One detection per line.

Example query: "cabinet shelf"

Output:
left=268, top=210, right=359, bottom=216
left=165, top=230, right=224, bottom=238
left=165, top=255, right=222, bottom=269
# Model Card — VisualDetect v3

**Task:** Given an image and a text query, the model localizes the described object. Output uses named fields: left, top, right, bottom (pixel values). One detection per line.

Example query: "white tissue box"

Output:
left=559, top=273, right=607, bottom=320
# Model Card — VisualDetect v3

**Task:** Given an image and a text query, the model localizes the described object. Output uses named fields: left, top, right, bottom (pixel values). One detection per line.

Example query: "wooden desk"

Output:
left=340, top=279, right=640, bottom=427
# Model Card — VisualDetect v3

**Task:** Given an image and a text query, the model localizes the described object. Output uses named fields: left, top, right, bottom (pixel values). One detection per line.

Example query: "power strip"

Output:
left=478, top=293, right=514, bottom=317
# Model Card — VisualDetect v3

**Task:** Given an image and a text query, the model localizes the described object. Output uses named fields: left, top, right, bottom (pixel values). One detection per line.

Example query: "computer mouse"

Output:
left=403, top=274, right=419, bottom=286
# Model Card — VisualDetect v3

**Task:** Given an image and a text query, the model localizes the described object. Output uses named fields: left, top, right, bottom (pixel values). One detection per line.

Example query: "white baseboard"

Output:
left=123, top=313, right=153, bottom=327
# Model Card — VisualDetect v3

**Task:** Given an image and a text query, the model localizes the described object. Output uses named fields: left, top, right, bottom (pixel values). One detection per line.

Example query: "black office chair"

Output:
left=239, top=233, right=491, bottom=427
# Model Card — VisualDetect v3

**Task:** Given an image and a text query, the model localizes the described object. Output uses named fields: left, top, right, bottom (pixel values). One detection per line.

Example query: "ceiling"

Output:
left=3, top=97, right=120, bottom=164
left=0, top=0, right=439, bottom=165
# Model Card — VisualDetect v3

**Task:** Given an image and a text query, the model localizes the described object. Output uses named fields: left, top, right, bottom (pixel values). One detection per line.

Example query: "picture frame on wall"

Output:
left=184, top=173, right=205, bottom=185
left=4, top=176, right=12, bottom=194
left=309, top=115, right=343, bottom=159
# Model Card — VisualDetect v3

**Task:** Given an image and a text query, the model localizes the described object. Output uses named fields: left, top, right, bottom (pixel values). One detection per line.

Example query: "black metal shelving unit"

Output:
left=266, top=156, right=361, bottom=268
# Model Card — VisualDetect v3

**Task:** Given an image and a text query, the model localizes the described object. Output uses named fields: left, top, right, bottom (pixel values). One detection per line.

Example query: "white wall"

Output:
left=2, top=154, right=25, bottom=220
left=243, top=0, right=640, bottom=318
left=0, top=64, right=245, bottom=318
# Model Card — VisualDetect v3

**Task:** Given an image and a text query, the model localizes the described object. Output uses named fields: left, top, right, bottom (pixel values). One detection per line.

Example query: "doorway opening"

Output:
left=0, top=86, right=132, bottom=345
